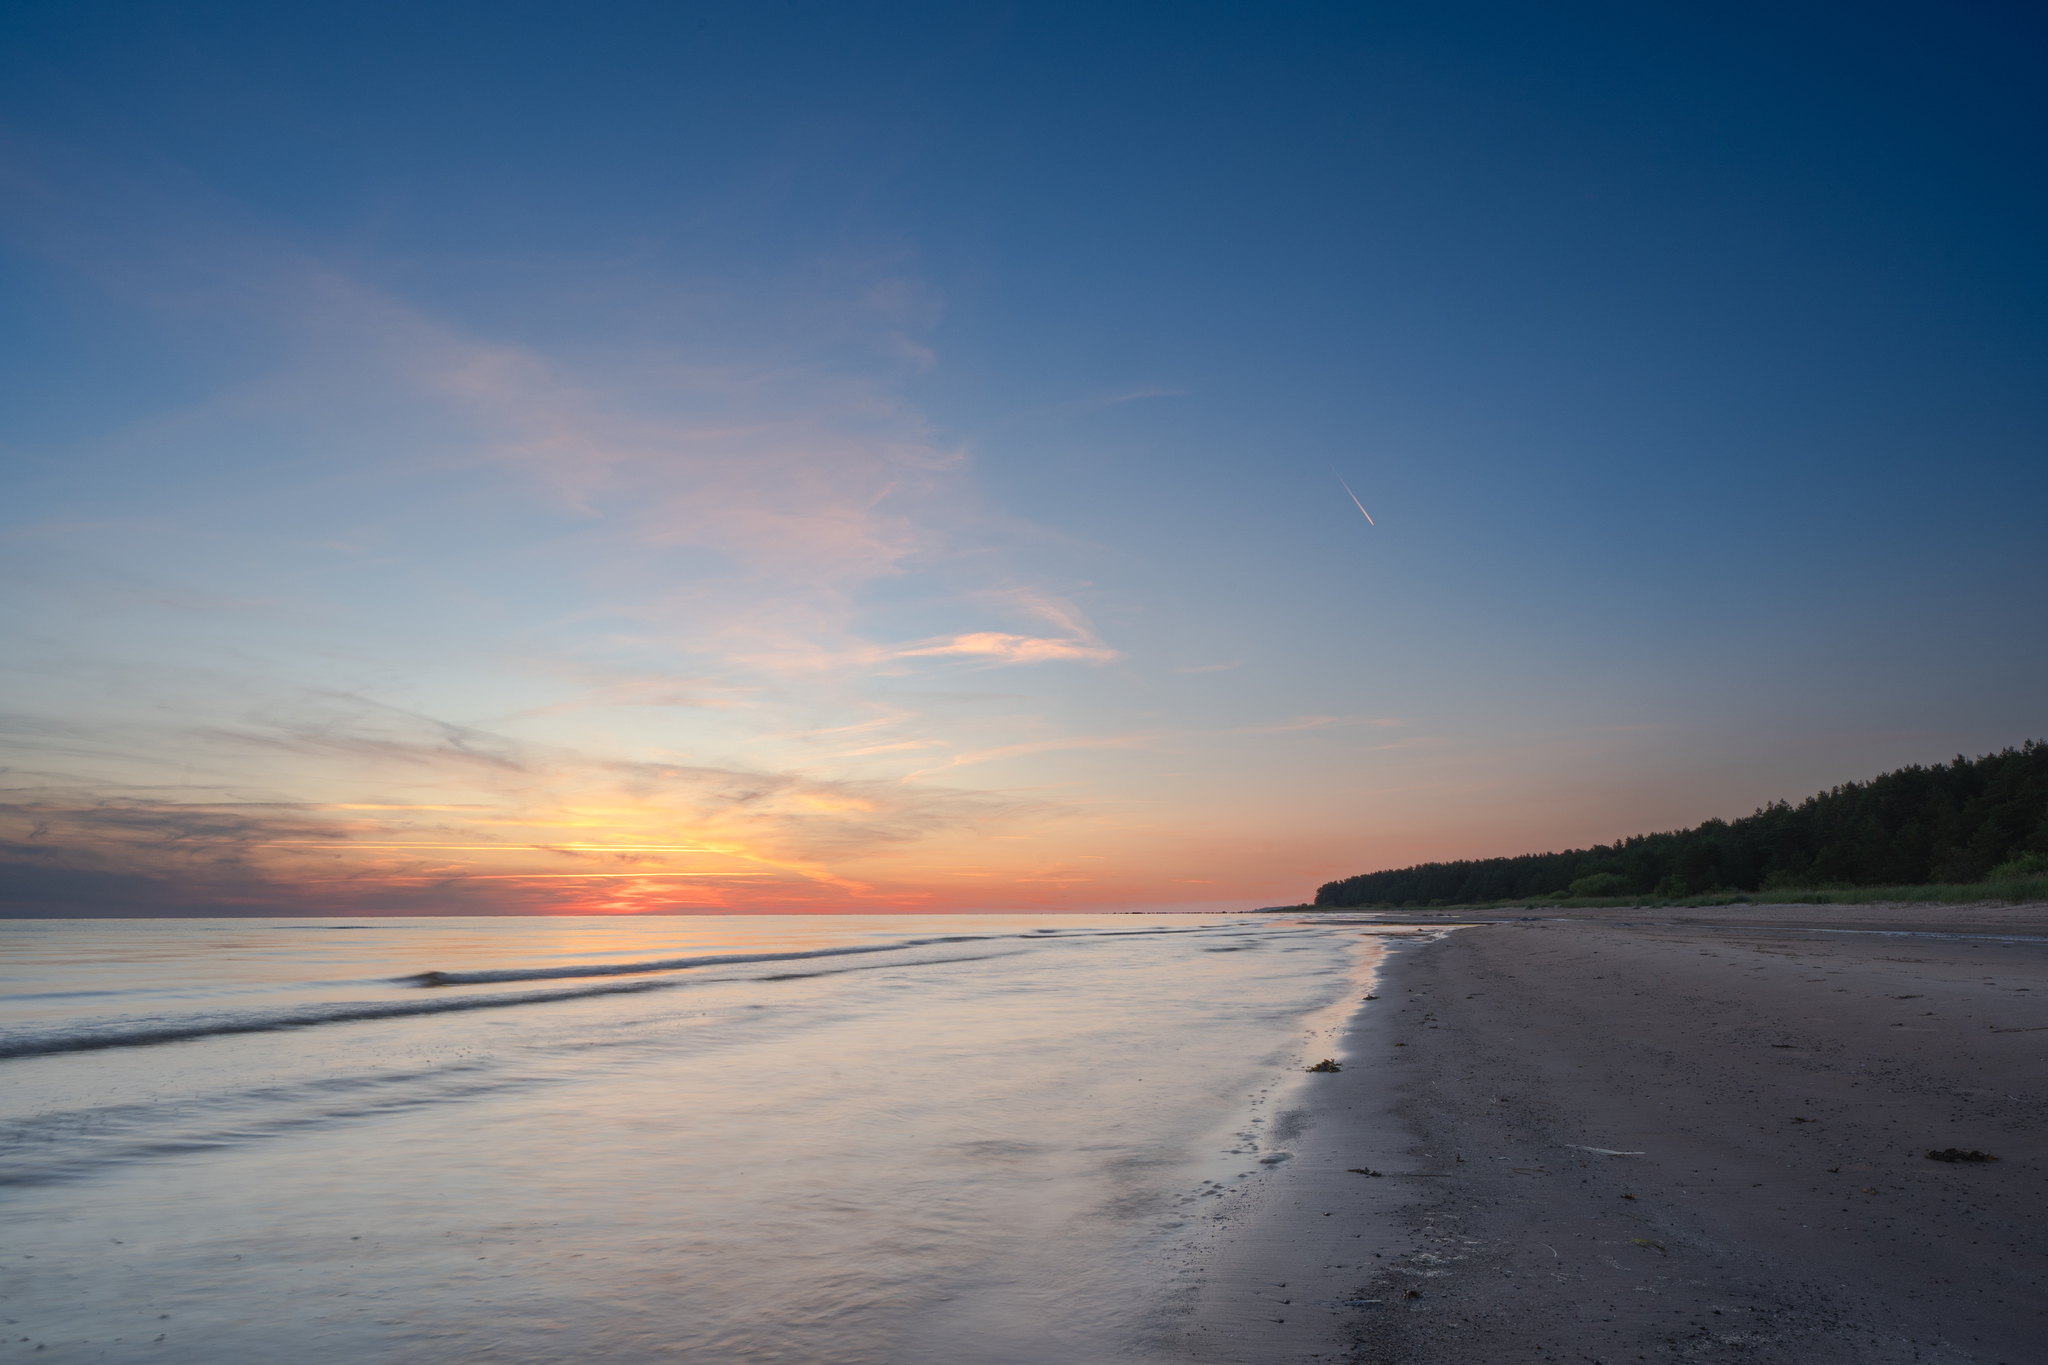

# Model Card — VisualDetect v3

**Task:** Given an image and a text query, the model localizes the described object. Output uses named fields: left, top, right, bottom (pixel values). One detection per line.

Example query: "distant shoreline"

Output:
left=1278, top=889, right=2048, bottom=915
left=1313, top=742, right=2048, bottom=912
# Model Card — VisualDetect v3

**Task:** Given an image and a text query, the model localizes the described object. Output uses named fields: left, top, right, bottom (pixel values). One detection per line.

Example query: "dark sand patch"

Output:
left=1328, top=907, right=2048, bottom=1364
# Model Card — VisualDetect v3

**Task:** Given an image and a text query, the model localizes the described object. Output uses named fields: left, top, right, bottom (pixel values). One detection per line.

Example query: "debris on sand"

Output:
left=1925, top=1148, right=1999, bottom=1163
left=1629, top=1238, right=1667, bottom=1254
left=1348, top=1168, right=1384, bottom=1177
left=1307, top=1058, right=1343, bottom=1072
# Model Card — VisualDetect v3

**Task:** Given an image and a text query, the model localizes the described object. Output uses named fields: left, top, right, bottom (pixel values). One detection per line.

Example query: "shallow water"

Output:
left=0, top=914, right=1379, bottom=1363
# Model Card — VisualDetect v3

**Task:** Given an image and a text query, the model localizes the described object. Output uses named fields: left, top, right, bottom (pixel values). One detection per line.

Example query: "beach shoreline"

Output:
left=1194, top=903, right=2048, bottom=1364
left=1165, top=926, right=1445, bottom=1362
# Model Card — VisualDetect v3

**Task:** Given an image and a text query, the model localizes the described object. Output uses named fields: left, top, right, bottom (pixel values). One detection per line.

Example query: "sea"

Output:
left=0, top=914, right=1386, bottom=1363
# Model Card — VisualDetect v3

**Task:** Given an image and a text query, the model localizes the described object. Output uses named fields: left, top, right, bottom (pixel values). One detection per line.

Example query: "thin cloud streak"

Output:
left=1337, top=474, right=1375, bottom=525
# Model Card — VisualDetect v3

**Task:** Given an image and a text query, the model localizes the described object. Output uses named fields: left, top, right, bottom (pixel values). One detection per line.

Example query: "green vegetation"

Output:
left=1307, top=872, right=2048, bottom=914
left=1990, top=851, right=2048, bottom=880
left=1314, top=741, right=2048, bottom=909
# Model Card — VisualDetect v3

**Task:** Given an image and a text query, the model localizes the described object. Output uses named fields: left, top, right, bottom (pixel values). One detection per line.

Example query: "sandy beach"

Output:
left=1188, top=905, right=2048, bottom=1364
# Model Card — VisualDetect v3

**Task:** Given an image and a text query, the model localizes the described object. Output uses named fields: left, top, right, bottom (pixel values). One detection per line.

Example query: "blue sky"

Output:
left=2, top=1, right=2043, bottom=914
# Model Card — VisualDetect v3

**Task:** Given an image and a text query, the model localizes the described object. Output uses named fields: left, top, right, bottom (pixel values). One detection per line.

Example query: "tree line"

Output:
left=1314, top=740, right=2048, bottom=907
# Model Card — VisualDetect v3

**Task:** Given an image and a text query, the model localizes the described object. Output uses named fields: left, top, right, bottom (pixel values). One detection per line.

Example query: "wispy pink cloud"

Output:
left=893, top=632, right=1119, bottom=666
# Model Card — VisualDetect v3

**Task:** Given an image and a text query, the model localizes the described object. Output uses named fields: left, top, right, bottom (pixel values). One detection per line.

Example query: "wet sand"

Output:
left=1188, top=905, right=2048, bottom=1364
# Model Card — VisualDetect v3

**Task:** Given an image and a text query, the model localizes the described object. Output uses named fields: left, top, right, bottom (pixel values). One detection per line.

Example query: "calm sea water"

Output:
left=0, top=914, right=1381, bottom=1363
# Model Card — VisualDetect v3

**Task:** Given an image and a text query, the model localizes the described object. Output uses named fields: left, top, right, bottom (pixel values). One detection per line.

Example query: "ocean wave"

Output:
left=0, top=944, right=1038, bottom=1061
left=394, top=924, right=1238, bottom=989
left=398, top=935, right=986, bottom=987
left=0, top=978, right=675, bottom=1060
left=757, top=950, right=1022, bottom=981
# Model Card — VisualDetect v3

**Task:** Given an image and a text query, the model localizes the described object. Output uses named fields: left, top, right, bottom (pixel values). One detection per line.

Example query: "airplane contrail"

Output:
left=1337, top=475, right=1375, bottom=525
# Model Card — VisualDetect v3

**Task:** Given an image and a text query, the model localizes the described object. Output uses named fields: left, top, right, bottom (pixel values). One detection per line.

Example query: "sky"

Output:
left=1, top=0, right=2043, bottom=916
